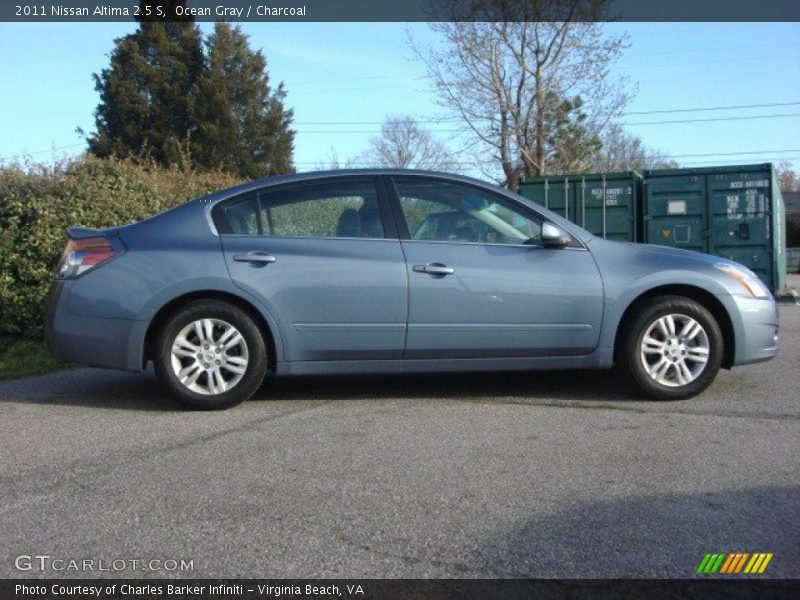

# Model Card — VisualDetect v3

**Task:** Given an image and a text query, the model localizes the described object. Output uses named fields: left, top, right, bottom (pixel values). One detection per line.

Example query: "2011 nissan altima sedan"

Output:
left=45, top=169, right=779, bottom=409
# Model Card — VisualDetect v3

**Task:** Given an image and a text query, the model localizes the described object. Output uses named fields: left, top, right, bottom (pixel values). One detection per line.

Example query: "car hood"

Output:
left=587, top=238, right=726, bottom=267
left=625, top=242, right=721, bottom=264
left=584, top=237, right=768, bottom=297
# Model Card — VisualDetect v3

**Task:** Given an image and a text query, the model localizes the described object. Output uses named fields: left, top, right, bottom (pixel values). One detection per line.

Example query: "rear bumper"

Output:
left=45, top=280, right=146, bottom=372
left=718, top=294, right=779, bottom=366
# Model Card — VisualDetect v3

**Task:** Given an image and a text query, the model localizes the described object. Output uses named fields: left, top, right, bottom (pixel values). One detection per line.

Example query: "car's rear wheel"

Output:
left=620, top=295, right=723, bottom=400
left=154, top=300, right=267, bottom=410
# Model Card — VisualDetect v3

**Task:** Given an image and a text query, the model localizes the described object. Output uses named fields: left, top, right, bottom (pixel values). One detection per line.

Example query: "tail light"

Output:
left=57, top=237, right=118, bottom=278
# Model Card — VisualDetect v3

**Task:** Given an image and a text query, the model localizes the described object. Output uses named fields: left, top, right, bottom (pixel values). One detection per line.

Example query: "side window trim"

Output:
left=386, top=175, right=544, bottom=245
left=383, top=175, right=412, bottom=239
left=375, top=175, right=400, bottom=240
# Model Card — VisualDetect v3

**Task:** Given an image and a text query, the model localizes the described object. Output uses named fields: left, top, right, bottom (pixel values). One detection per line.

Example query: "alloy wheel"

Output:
left=170, top=318, right=249, bottom=395
left=639, top=313, right=710, bottom=387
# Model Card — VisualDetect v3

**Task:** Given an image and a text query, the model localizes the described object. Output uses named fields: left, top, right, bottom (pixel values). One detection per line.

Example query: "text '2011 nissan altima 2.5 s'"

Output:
left=45, top=170, right=779, bottom=409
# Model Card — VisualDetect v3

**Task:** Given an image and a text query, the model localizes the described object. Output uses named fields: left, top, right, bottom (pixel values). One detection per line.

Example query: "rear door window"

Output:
left=212, top=179, right=385, bottom=239
left=260, top=179, right=384, bottom=239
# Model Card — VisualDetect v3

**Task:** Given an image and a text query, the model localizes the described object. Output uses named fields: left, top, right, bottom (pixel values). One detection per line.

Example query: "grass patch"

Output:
left=0, top=338, right=64, bottom=381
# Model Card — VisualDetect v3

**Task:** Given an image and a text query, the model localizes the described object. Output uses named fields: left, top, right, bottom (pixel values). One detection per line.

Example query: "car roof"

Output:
left=193, top=168, right=595, bottom=244
left=195, top=169, right=508, bottom=204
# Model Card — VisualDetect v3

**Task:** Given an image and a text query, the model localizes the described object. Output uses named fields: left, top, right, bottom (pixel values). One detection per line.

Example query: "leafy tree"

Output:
left=192, top=23, right=294, bottom=178
left=88, top=9, right=204, bottom=166
left=359, top=114, right=455, bottom=171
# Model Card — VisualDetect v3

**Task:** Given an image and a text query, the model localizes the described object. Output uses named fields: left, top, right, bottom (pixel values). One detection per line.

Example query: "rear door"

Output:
left=214, top=176, right=407, bottom=361
left=388, top=176, right=604, bottom=359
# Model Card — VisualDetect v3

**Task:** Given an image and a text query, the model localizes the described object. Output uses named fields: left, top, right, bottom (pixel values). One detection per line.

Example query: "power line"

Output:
left=287, top=75, right=412, bottom=87
left=626, top=112, right=800, bottom=126
left=627, top=41, right=800, bottom=57
left=623, top=101, right=800, bottom=116
left=293, top=112, right=800, bottom=133
left=623, top=54, right=800, bottom=70
left=12, top=123, right=800, bottom=161
left=289, top=102, right=800, bottom=126
left=6, top=100, right=799, bottom=130
left=284, top=44, right=800, bottom=89
left=295, top=152, right=800, bottom=167
left=21, top=143, right=85, bottom=156
left=679, top=156, right=800, bottom=166
left=14, top=145, right=795, bottom=166
left=665, top=149, right=800, bottom=159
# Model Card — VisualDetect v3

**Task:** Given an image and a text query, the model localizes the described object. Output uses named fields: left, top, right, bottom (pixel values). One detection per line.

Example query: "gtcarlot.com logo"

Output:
left=14, top=554, right=194, bottom=572
left=697, top=552, right=773, bottom=575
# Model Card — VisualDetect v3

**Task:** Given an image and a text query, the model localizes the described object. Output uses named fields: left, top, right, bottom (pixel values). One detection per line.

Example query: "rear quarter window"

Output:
left=212, top=194, right=260, bottom=235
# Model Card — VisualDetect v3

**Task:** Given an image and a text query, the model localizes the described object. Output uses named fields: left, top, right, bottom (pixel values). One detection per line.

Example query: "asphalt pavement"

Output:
left=0, top=305, right=797, bottom=579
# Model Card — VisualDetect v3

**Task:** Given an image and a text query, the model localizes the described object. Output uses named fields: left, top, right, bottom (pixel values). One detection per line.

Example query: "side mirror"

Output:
left=541, top=222, right=572, bottom=248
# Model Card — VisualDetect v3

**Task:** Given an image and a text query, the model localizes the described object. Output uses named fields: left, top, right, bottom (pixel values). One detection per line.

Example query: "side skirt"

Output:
left=276, top=347, right=614, bottom=376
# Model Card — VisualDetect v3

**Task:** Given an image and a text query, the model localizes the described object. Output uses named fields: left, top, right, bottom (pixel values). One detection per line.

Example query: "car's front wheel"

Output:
left=154, top=300, right=268, bottom=410
left=620, top=295, right=723, bottom=400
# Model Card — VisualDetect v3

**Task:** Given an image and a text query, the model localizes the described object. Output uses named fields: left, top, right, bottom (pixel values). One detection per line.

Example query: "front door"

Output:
left=215, top=176, right=407, bottom=361
left=389, top=176, right=604, bottom=359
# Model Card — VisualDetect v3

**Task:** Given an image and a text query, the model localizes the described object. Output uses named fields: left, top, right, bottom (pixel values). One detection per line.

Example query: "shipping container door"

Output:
left=579, top=176, right=638, bottom=242
left=525, top=177, right=574, bottom=222
left=707, top=170, right=774, bottom=291
left=644, top=175, right=707, bottom=253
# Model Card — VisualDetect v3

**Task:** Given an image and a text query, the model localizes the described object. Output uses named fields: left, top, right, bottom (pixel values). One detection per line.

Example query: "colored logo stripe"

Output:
left=697, top=553, right=725, bottom=574
left=720, top=553, right=749, bottom=573
left=698, top=552, right=773, bottom=574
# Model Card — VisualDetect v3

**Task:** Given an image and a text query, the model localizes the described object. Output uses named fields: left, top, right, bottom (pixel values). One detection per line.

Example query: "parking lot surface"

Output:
left=0, top=305, right=797, bottom=579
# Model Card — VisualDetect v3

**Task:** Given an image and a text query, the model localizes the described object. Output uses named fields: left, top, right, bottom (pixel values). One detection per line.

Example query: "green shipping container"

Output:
left=518, top=172, right=643, bottom=242
left=643, top=163, right=786, bottom=293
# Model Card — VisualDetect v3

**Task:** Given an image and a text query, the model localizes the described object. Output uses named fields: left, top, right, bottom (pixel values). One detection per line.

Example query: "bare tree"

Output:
left=589, top=124, right=678, bottom=172
left=313, top=147, right=358, bottom=170
left=408, top=0, right=631, bottom=190
left=358, top=114, right=456, bottom=171
left=776, top=161, right=800, bottom=193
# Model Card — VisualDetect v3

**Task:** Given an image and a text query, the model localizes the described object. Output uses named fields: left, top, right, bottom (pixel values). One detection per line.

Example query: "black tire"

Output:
left=153, top=299, right=268, bottom=410
left=619, top=295, right=723, bottom=400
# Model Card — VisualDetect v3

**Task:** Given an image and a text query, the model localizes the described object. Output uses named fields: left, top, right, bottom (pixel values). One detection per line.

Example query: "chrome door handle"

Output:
left=233, top=252, right=277, bottom=264
left=413, top=263, right=455, bottom=276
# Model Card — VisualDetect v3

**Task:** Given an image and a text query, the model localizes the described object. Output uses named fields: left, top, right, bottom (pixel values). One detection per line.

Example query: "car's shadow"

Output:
left=0, top=366, right=642, bottom=412
left=256, top=368, right=639, bottom=403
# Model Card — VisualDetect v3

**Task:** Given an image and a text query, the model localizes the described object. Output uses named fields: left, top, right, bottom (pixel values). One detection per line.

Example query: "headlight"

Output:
left=714, top=263, right=770, bottom=298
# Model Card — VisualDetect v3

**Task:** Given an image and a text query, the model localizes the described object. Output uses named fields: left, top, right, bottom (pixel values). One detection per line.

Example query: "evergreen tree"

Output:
left=544, top=95, right=602, bottom=174
left=192, top=23, right=294, bottom=178
left=88, top=4, right=204, bottom=165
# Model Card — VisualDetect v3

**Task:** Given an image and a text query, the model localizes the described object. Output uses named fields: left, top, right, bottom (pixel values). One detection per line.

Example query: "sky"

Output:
left=1, top=21, right=799, bottom=180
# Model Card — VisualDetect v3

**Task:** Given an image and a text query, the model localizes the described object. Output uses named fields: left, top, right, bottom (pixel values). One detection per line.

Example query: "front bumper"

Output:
left=45, top=280, right=146, bottom=372
left=718, top=294, right=779, bottom=366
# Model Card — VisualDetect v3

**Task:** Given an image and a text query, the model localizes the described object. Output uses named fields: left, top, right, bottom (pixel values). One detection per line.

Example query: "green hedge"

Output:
left=0, top=155, right=241, bottom=338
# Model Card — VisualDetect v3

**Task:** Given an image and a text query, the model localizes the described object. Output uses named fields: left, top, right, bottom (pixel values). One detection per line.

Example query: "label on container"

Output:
left=591, top=187, right=625, bottom=206
left=667, top=200, right=687, bottom=215
left=730, top=179, right=768, bottom=189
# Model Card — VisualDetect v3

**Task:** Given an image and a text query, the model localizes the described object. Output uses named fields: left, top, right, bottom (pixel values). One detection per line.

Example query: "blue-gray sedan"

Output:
left=46, top=170, right=779, bottom=409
